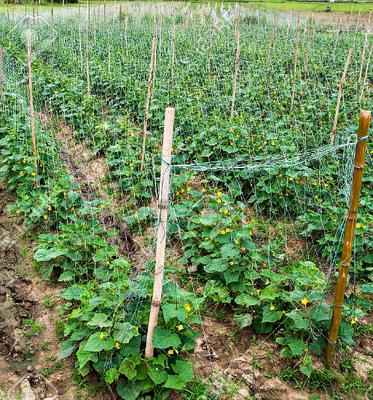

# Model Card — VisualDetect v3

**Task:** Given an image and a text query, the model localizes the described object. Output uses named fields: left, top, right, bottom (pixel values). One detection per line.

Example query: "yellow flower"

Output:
left=115, top=342, right=121, bottom=349
left=201, top=188, right=206, bottom=193
left=216, top=198, right=222, bottom=204
left=270, top=305, right=275, bottom=311
left=351, top=317, right=358, bottom=325
left=99, top=332, right=105, bottom=340
left=271, top=140, right=275, bottom=146
left=240, top=246, right=246, bottom=252
left=167, top=349, right=174, bottom=356
left=265, top=279, right=270, bottom=286
left=217, top=191, right=222, bottom=196
left=223, top=210, right=228, bottom=215
left=314, top=195, right=319, bottom=200
left=22, top=158, right=27, bottom=164
left=31, top=172, right=36, bottom=176
left=180, top=188, right=185, bottom=194
left=19, top=171, right=24, bottom=175
left=229, top=261, right=234, bottom=266
left=176, top=191, right=180, bottom=196
left=184, top=304, right=192, bottom=313
left=187, top=187, right=192, bottom=191
left=356, top=223, right=362, bottom=229
left=43, top=215, right=48, bottom=221
left=225, top=228, right=231, bottom=233
left=256, top=289, right=261, bottom=295
left=324, top=183, right=329, bottom=188
left=176, top=324, right=184, bottom=331
left=289, top=177, right=293, bottom=181
left=220, top=229, right=226, bottom=235
left=301, top=298, right=309, bottom=306
left=200, top=211, right=205, bottom=216
left=47, top=206, right=52, bottom=211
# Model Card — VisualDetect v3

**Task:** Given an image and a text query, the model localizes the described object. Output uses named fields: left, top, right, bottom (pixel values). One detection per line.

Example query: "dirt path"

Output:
left=0, top=182, right=81, bottom=399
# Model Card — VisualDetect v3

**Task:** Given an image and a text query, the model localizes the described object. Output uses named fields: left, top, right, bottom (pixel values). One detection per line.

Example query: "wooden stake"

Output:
left=171, top=20, right=176, bottom=79
left=26, top=25, right=38, bottom=172
left=230, top=20, right=240, bottom=118
left=79, top=27, right=83, bottom=73
left=266, top=17, right=277, bottom=68
left=145, top=107, right=175, bottom=359
left=359, top=42, right=373, bottom=103
left=140, top=36, right=157, bottom=172
left=330, top=48, right=353, bottom=145
left=325, top=110, right=370, bottom=368
left=207, top=15, right=214, bottom=73
left=358, top=33, right=368, bottom=83
left=85, top=1, right=91, bottom=95
left=290, top=20, right=301, bottom=110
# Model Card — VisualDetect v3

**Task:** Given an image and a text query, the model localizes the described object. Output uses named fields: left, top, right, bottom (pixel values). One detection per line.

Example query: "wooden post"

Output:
left=290, top=20, right=300, bottom=110
left=359, top=42, right=373, bottom=102
left=79, top=27, right=84, bottom=73
left=359, top=33, right=368, bottom=83
left=26, top=25, right=38, bottom=172
left=325, top=110, right=370, bottom=368
left=330, top=48, right=353, bottom=145
left=145, top=107, right=175, bottom=359
left=0, top=46, right=3, bottom=102
left=140, top=36, right=157, bottom=172
left=125, top=15, right=128, bottom=57
left=230, top=19, right=240, bottom=118
left=85, top=0, right=91, bottom=95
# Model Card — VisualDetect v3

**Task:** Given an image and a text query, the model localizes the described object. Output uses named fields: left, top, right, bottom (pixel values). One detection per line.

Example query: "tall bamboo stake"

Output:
left=230, top=18, right=240, bottom=118
left=79, top=27, right=83, bottom=73
left=207, top=15, right=214, bottom=74
left=358, top=33, right=368, bottom=83
left=325, top=110, right=370, bottom=368
left=171, top=20, right=176, bottom=79
left=359, top=42, right=373, bottom=102
left=330, top=48, right=353, bottom=145
left=140, top=36, right=157, bottom=172
left=266, top=17, right=277, bottom=67
left=145, top=107, right=175, bottom=359
left=26, top=25, right=38, bottom=172
left=290, top=20, right=301, bottom=110
left=85, top=1, right=91, bottom=95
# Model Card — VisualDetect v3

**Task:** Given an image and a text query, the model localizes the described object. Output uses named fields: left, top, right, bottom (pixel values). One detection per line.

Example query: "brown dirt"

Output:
left=0, top=183, right=75, bottom=398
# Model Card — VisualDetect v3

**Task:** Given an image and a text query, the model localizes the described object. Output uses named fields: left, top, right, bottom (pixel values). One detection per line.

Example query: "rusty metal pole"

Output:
left=325, top=110, right=371, bottom=367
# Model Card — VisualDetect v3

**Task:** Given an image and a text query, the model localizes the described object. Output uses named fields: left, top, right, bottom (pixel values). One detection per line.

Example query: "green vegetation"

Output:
left=0, top=3, right=371, bottom=399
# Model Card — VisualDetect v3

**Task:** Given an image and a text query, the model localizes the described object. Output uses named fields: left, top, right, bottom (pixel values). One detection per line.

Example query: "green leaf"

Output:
left=153, top=327, right=181, bottom=349
left=285, top=310, right=310, bottom=330
left=113, top=322, right=139, bottom=344
left=84, top=332, right=115, bottom=352
left=220, top=244, right=240, bottom=259
left=76, top=346, right=98, bottom=368
left=204, top=259, right=228, bottom=273
left=61, top=284, right=84, bottom=300
left=148, top=366, right=168, bottom=385
left=234, top=313, right=253, bottom=328
left=288, top=338, right=307, bottom=356
left=105, top=367, right=120, bottom=384
left=34, top=248, right=67, bottom=262
left=164, top=374, right=187, bottom=390
left=262, top=308, right=283, bottom=324
left=116, top=379, right=141, bottom=400
left=171, top=360, right=194, bottom=381
left=59, top=339, right=76, bottom=360
left=118, top=356, right=140, bottom=380
left=235, top=293, right=259, bottom=307
left=162, top=303, right=187, bottom=324
left=300, top=355, right=313, bottom=378
left=87, top=313, right=112, bottom=328
left=359, top=283, right=373, bottom=294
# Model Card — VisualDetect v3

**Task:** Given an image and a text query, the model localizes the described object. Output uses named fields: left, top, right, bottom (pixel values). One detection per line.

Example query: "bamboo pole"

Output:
left=140, top=36, right=157, bottom=172
left=145, top=107, right=175, bottom=359
left=230, top=18, right=240, bottom=118
left=266, top=17, right=277, bottom=68
left=26, top=25, right=38, bottom=172
left=359, top=42, right=373, bottom=103
left=290, top=20, right=301, bottom=110
left=79, top=27, right=83, bottom=73
left=85, top=1, right=91, bottom=96
left=330, top=48, right=353, bottom=145
left=358, top=33, right=368, bottom=83
left=207, top=15, right=214, bottom=74
left=171, top=20, right=176, bottom=79
left=325, top=110, right=370, bottom=368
